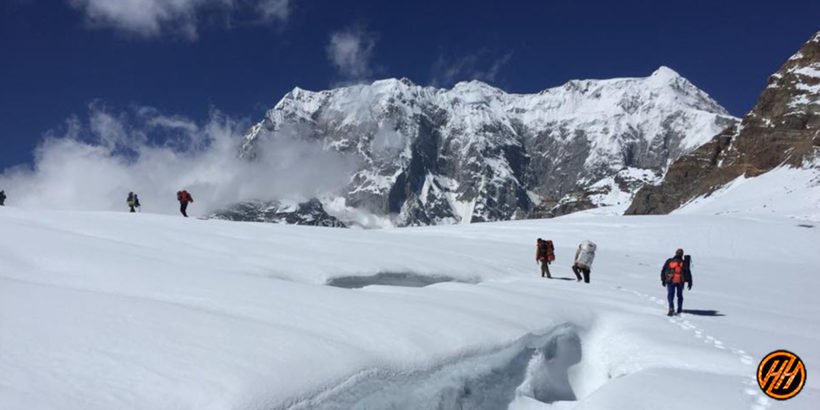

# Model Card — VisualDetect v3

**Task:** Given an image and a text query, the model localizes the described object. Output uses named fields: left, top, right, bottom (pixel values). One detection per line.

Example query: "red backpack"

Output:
left=665, top=260, right=684, bottom=284
left=177, top=190, right=191, bottom=203
left=545, top=240, right=555, bottom=262
left=538, top=240, right=556, bottom=262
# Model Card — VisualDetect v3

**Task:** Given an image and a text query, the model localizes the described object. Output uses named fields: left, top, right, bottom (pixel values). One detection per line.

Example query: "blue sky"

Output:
left=1, top=0, right=818, bottom=170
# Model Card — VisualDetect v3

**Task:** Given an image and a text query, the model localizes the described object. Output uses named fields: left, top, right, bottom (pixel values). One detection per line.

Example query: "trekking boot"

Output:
left=676, top=308, right=682, bottom=315
left=667, top=308, right=674, bottom=317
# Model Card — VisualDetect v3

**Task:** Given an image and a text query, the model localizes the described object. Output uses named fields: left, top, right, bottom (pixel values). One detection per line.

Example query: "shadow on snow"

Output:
left=682, top=309, right=726, bottom=317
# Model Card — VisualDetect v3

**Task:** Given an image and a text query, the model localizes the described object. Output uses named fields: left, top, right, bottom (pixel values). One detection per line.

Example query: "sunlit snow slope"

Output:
left=675, top=166, right=820, bottom=222
left=0, top=197, right=818, bottom=409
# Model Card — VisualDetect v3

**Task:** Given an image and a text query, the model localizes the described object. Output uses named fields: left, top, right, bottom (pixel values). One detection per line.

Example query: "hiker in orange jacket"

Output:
left=661, top=248, right=693, bottom=316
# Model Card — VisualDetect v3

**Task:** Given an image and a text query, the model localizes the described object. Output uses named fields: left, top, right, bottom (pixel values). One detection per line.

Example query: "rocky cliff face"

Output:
left=229, top=67, right=736, bottom=227
left=627, top=31, right=820, bottom=215
left=209, top=199, right=347, bottom=227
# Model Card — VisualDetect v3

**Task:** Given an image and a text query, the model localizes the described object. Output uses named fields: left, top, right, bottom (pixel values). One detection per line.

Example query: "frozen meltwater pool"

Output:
left=325, top=272, right=477, bottom=289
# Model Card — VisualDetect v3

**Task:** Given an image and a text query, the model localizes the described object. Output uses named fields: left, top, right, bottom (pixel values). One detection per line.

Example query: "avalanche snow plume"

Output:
left=0, top=204, right=818, bottom=409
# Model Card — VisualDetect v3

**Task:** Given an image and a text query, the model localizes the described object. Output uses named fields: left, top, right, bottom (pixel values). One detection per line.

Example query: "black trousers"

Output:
left=572, top=265, right=591, bottom=283
left=180, top=202, right=188, bottom=217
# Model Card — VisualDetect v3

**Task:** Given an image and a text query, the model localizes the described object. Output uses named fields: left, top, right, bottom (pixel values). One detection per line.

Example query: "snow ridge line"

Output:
left=614, top=286, right=772, bottom=410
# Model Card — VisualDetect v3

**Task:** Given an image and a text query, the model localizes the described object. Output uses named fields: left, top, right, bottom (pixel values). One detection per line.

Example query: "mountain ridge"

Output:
left=229, top=66, right=737, bottom=227
left=627, top=31, right=820, bottom=215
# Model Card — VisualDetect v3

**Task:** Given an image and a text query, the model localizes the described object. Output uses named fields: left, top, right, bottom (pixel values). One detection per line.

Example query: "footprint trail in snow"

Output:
left=616, top=286, right=771, bottom=410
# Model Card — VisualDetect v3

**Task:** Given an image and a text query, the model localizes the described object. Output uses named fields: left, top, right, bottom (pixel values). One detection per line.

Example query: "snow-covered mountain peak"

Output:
left=649, top=65, right=681, bottom=81
left=445, top=80, right=507, bottom=108
left=628, top=31, right=820, bottom=216
left=370, top=77, right=415, bottom=91
left=398, top=77, right=416, bottom=87
left=643, top=66, right=729, bottom=115
left=529, top=67, right=729, bottom=119
left=239, top=69, right=738, bottom=227
left=646, top=65, right=689, bottom=91
left=451, top=79, right=503, bottom=92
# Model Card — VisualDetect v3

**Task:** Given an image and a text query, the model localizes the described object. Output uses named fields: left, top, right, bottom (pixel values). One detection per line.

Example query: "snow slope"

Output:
left=675, top=166, right=820, bottom=222
left=0, top=206, right=818, bottom=409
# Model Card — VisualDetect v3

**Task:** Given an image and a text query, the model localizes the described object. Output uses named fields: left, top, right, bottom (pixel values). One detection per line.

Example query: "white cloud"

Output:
left=255, top=0, right=291, bottom=21
left=431, top=51, right=513, bottom=87
left=326, top=27, right=376, bottom=80
left=67, top=0, right=293, bottom=40
left=0, top=104, right=357, bottom=217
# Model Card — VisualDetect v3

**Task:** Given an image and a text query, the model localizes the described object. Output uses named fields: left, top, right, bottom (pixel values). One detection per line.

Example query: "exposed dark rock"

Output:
left=627, top=31, right=820, bottom=215
left=209, top=199, right=347, bottom=228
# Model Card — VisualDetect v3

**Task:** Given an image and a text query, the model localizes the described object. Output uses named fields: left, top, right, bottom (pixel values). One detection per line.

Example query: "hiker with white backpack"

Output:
left=572, top=240, right=596, bottom=283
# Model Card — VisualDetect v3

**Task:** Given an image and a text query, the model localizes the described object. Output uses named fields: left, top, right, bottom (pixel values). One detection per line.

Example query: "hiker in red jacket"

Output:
left=177, top=190, right=194, bottom=217
left=536, top=238, right=554, bottom=278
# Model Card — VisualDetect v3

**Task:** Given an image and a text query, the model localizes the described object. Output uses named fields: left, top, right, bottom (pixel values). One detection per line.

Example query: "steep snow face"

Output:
left=240, top=68, right=737, bottom=227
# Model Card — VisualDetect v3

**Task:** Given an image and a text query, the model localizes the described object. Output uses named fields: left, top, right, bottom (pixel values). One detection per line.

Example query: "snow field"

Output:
left=1, top=204, right=818, bottom=409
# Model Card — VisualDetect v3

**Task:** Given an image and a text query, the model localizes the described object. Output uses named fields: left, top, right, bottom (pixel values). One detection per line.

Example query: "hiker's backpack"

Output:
left=545, top=240, right=555, bottom=262
left=665, top=259, right=685, bottom=284
left=576, top=240, right=596, bottom=268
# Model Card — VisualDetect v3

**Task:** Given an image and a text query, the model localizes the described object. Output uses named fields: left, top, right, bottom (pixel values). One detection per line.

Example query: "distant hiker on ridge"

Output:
left=127, top=192, right=141, bottom=213
left=0, top=190, right=5, bottom=206
left=177, top=190, right=193, bottom=217
left=536, top=238, right=555, bottom=278
left=661, top=248, right=693, bottom=316
left=572, top=240, right=596, bottom=284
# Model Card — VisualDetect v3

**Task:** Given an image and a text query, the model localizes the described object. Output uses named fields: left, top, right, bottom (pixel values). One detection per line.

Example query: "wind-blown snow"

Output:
left=1, top=199, right=818, bottom=409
